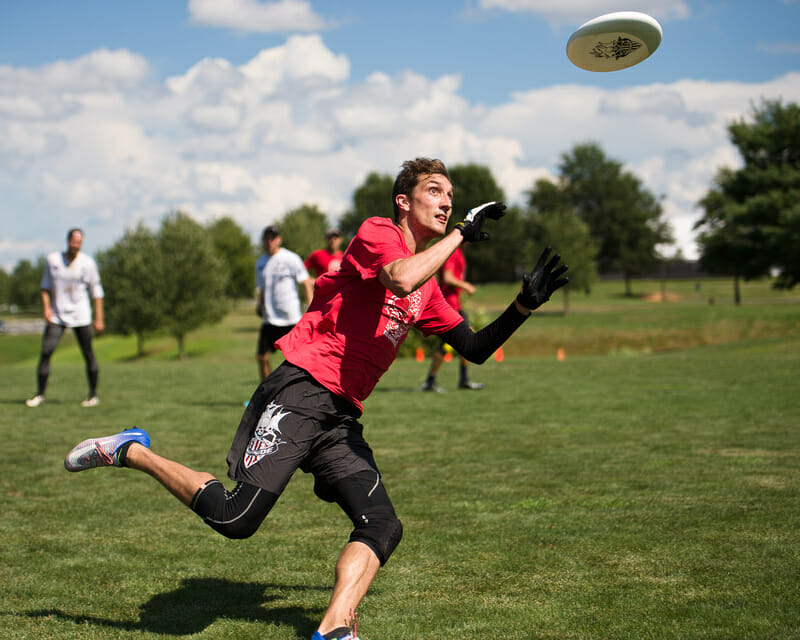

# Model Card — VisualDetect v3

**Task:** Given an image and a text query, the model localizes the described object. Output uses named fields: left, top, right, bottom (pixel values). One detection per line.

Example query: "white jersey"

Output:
left=41, top=251, right=104, bottom=328
left=255, top=248, right=310, bottom=326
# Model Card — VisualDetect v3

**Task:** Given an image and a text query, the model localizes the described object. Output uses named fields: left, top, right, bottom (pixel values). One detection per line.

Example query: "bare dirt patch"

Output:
left=643, top=291, right=682, bottom=302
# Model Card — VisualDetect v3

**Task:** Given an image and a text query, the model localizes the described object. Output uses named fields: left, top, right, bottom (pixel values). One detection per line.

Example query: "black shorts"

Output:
left=257, top=323, right=294, bottom=355
left=227, top=363, right=378, bottom=496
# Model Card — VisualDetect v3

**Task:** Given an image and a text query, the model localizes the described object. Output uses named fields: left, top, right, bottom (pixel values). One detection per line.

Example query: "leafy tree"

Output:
left=278, top=204, right=331, bottom=262
left=207, top=216, right=255, bottom=300
left=447, top=164, right=523, bottom=282
left=525, top=181, right=598, bottom=312
left=557, top=143, right=673, bottom=295
left=339, top=172, right=394, bottom=237
left=96, top=223, right=166, bottom=357
left=158, top=211, right=229, bottom=359
left=10, top=258, right=45, bottom=309
left=0, top=267, right=10, bottom=306
left=695, top=99, right=800, bottom=301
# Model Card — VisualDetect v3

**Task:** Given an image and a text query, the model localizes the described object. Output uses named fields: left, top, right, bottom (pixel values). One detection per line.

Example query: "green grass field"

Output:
left=1, top=279, right=798, bottom=639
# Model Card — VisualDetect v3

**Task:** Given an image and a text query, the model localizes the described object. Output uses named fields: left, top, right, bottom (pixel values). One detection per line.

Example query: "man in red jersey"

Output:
left=305, top=228, right=344, bottom=277
left=421, top=244, right=485, bottom=391
left=64, top=158, right=568, bottom=640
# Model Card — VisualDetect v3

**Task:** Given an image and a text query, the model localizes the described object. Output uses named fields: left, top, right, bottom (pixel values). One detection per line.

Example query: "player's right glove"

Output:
left=516, top=247, right=570, bottom=311
left=455, top=201, right=506, bottom=243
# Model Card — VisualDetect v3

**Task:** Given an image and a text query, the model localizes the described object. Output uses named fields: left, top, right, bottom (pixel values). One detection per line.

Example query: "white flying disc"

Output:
left=567, top=11, right=662, bottom=72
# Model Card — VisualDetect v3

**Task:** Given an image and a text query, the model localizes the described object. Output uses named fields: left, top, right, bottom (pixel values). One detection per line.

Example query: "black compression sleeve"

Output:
left=441, top=303, right=529, bottom=364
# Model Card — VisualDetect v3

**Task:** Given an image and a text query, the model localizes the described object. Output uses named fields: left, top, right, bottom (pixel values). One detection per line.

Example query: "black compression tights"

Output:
left=190, top=480, right=279, bottom=539
left=37, top=324, right=98, bottom=395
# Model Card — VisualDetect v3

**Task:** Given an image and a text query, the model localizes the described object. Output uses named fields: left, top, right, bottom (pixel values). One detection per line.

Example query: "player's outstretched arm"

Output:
left=441, top=247, right=569, bottom=363
left=381, top=201, right=507, bottom=297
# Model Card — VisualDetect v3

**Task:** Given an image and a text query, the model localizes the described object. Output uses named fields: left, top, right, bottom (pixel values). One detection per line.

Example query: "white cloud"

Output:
left=2, top=36, right=799, bottom=269
left=237, top=34, right=350, bottom=93
left=188, top=0, right=331, bottom=33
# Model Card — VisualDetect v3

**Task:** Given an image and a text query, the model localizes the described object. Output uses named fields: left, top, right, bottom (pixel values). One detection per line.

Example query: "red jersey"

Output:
left=439, top=246, right=467, bottom=311
left=277, top=217, right=463, bottom=411
left=305, top=248, right=343, bottom=277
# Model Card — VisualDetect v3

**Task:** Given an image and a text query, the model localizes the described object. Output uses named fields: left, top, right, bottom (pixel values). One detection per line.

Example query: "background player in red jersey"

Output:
left=421, top=244, right=485, bottom=392
left=305, top=228, right=344, bottom=277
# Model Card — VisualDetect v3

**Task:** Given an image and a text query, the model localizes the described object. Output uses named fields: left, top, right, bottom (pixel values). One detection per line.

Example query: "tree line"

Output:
left=1, top=102, right=797, bottom=353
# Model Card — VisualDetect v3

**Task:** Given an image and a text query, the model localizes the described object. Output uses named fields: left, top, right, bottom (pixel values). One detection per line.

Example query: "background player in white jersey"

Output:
left=64, top=158, right=568, bottom=640
left=26, top=228, right=105, bottom=407
left=255, top=225, right=314, bottom=380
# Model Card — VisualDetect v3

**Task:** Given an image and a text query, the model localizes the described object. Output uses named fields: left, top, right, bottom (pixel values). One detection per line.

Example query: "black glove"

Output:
left=516, top=247, right=569, bottom=311
left=455, top=201, right=506, bottom=243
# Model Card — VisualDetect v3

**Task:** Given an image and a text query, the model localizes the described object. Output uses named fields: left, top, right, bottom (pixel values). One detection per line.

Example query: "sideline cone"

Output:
left=557, top=347, right=566, bottom=361
left=415, top=347, right=425, bottom=362
left=494, top=347, right=504, bottom=362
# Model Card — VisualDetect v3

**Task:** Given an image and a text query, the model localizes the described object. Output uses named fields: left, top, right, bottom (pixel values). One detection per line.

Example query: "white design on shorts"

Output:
left=244, top=401, right=290, bottom=468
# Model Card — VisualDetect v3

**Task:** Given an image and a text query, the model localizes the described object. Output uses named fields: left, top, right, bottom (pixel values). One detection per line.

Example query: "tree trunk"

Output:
left=136, top=332, right=145, bottom=358
left=734, top=274, right=741, bottom=306
left=178, top=334, right=186, bottom=360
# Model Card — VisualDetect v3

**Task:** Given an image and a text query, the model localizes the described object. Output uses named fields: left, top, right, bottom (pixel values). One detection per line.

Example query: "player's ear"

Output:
left=395, top=193, right=410, bottom=213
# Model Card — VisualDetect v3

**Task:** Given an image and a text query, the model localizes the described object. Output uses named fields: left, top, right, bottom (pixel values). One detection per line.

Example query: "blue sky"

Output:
left=2, top=0, right=799, bottom=269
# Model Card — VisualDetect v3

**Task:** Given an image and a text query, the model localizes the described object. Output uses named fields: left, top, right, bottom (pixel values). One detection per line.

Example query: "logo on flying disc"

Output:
left=589, top=37, right=642, bottom=61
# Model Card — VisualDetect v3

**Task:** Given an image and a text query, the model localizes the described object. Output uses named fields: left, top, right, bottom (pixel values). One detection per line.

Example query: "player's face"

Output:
left=407, top=174, right=454, bottom=239
left=264, top=235, right=282, bottom=255
left=67, top=231, right=83, bottom=257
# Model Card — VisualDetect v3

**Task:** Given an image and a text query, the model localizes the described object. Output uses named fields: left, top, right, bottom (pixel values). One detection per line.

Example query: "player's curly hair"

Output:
left=392, top=157, right=450, bottom=221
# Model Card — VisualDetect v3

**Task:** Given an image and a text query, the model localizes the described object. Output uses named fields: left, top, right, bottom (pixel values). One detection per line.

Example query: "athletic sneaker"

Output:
left=25, top=394, right=45, bottom=407
left=310, top=632, right=360, bottom=640
left=80, top=396, right=100, bottom=407
left=458, top=381, right=485, bottom=390
left=64, top=427, right=150, bottom=472
left=421, top=381, right=447, bottom=393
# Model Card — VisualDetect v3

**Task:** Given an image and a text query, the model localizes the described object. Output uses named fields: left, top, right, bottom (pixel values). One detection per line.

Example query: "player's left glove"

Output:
left=455, top=201, right=506, bottom=243
left=516, top=247, right=569, bottom=311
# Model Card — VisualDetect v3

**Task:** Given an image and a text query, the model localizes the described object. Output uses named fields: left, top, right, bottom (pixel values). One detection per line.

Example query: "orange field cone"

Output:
left=415, top=347, right=425, bottom=362
left=443, top=352, right=453, bottom=362
left=494, top=347, right=504, bottom=362
left=557, top=347, right=566, bottom=361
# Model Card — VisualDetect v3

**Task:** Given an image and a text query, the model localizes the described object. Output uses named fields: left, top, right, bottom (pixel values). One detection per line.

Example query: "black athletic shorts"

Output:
left=257, top=323, right=294, bottom=356
left=227, top=362, right=378, bottom=496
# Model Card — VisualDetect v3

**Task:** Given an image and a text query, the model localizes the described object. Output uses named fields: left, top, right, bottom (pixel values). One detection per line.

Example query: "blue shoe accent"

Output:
left=311, top=633, right=326, bottom=640
left=64, top=427, right=151, bottom=471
